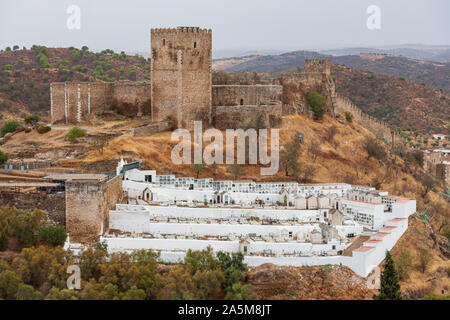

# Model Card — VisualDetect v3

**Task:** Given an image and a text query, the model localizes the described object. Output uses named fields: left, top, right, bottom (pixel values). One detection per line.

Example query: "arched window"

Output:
left=240, top=99, right=244, bottom=105
left=194, top=42, right=197, bottom=48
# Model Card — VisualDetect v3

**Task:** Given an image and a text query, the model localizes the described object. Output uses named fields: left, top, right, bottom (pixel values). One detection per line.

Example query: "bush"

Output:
left=39, top=225, right=67, bottom=247
left=345, top=112, right=353, bottom=123
left=24, top=114, right=40, bottom=124
left=128, top=68, right=137, bottom=81
left=363, top=137, right=387, bottom=160
left=417, top=249, right=432, bottom=273
left=66, top=127, right=87, bottom=142
left=4, top=64, right=13, bottom=70
left=306, top=91, right=326, bottom=120
left=395, top=250, right=413, bottom=280
left=37, top=126, right=51, bottom=134
left=0, top=151, right=8, bottom=165
left=1, top=121, right=19, bottom=137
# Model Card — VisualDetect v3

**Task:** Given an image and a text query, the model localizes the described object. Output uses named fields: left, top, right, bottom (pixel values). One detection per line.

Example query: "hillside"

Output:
left=0, top=46, right=151, bottom=121
left=331, top=64, right=450, bottom=134
left=213, top=51, right=450, bottom=93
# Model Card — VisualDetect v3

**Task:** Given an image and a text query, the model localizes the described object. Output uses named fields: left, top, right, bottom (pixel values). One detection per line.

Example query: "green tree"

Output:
left=225, top=282, right=254, bottom=300
left=307, top=91, right=326, bottom=120
left=66, top=126, right=87, bottom=142
left=191, top=160, right=205, bottom=179
left=24, top=114, right=40, bottom=124
left=15, top=283, right=43, bottom=300
left=375, top=251, right=402, bottom=300
left=128, top=68, right=137, bottom=81
left=1, top=121, right=19, bottom=137
left=0, top=151, right=8, bottom=166
left=39, top=225, right=67, bottom=247
left=0, top=270, right=22, bottom=299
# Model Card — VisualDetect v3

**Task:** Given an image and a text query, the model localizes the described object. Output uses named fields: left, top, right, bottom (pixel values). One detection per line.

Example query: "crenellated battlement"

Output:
left=304, top=59, right=331, bottom=75
left=334, top=93, right=400, bottom=144
left=151, top=27, right=212, bottom=35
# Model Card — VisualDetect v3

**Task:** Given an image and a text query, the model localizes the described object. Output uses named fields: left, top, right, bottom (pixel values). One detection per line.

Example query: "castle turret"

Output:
left=150, top=27, right=212, bottom=129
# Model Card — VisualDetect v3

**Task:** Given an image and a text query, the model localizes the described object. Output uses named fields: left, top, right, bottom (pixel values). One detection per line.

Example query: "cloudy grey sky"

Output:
left=0, top=0, right=448, bottom=54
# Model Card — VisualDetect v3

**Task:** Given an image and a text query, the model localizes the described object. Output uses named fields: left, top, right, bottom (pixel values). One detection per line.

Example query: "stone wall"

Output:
left=212, top=85, right=282, bottom=107
left=436, top=163, right=449, bottom=188
left=334, top=94, right=400, bottom=144
left=280, top=72, right=334, bottom=116
left=214, top=104, right=282, bottom=129
left=50, top=81, right=150, bottom=124
left=0, top=192, right=65, bottom=225
left=65, top=175, right=122, bottom=243
left=151, top=27, right=212, bottom=129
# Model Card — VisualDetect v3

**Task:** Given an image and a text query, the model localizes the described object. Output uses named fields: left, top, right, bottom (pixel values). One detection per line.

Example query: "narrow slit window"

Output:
left=194, top=42, right=197, bottom=48
left=163, top=39, right=166, bottom=46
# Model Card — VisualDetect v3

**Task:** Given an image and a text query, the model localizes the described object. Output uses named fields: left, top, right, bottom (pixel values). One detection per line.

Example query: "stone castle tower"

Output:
left=150, top=27, right=212, bottom=129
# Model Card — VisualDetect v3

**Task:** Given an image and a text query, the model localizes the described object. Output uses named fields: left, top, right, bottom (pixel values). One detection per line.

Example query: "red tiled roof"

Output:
left=345, top=199, right=380, bottom=205
left=389, top=218, right=407, bottom=222
left=381, top=226, right=397, bottom=230
left=354, top=246, right=375, bottom=252
left=372, top=232, right=389, bottom=237
left=365, top=240, right=381, bottom=244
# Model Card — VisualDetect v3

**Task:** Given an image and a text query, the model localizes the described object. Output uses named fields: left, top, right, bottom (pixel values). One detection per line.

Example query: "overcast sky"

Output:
left=0, top=0, right=448, bottom=54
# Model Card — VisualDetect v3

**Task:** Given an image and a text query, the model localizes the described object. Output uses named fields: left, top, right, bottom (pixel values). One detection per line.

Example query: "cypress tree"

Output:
left=375, top=250, right=402, bottom=300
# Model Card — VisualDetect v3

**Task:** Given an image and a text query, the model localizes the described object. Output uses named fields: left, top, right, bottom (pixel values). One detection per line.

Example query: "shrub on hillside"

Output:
left=1, top=121, right=19, bottom=137
left=363, top=137, right=387, bottom=161
left=39, top=225, right=67, bottom=247
left=0, top=151, right=8, bottom=165
left=345, top=112, right=353, bottom=123
left=66, top=127, right=87, bottom=142
left=24, top=114, right=40, bottom=124
left=306, top=91, right=326, bottom=120
left=37, top=126, right=51, bottom=134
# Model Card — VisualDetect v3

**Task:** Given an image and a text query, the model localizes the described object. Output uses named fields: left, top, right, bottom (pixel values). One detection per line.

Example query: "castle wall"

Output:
left=151, top=27, right=212, bottom=129
left=112, top=82, right=151, bottom=116
left=280, top=72, right=334, bottom=116
left=50, top=82, right=150, bottom=124
left=50, top=83, right=66, bottom=124
left=334, top=94, right=399, bottom=144
left=212, top=85, right=282, bottom=107
left=214, top=104, right=282, bottom=129
left=65, top=175, right=123, bottom=243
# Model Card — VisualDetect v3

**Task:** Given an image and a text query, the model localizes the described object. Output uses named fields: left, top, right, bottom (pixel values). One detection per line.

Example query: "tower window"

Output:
left=194, top=42, right=197, bottom=48
left=163, top=39, right=166, bottom=46
left=240, top=99, right=244, bottom=105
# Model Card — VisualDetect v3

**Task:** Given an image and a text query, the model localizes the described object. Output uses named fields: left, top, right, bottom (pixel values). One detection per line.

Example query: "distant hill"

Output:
left=321, top=45, right=450, bottom=63
left=332, top=64, right=449, bottom=134
left=0, top=47, right=150, bottom=120
left=213, top=51, right=450, bottom=93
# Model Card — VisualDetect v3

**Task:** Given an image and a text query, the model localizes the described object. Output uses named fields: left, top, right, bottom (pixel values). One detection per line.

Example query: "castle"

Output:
left=50, top=27, right=398, bottom=142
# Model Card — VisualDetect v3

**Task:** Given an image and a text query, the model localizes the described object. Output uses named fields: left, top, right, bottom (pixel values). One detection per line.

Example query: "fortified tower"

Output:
left=150, top=27, right=212, bottom=129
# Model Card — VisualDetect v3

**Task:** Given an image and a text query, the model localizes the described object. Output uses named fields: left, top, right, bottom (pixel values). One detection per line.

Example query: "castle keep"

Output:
left=50, top=27, right=398, bottom=143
